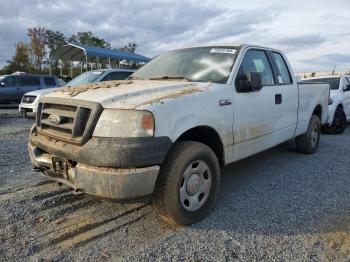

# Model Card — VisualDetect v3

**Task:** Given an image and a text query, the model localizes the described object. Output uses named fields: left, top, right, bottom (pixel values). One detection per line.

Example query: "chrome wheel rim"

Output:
left=179, top=160, right=212, bottom=212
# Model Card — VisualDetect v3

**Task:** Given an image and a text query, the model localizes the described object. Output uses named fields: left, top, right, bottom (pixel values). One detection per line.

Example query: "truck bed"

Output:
left=295, top=82, right=329, bottom=136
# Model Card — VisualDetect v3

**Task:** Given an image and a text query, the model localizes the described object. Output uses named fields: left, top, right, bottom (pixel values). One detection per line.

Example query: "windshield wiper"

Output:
left=149, top=75, right=190, bottom=81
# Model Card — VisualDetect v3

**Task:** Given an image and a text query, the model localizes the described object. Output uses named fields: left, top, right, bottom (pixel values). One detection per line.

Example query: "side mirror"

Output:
left=237, top=72, right=262, bottom=92
left=344, top=84, right=350, bottom=91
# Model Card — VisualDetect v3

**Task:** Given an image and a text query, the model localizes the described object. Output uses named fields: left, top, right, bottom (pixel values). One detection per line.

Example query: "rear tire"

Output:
left=153, top=141, right=220, bottom=226
left=296, top=115, right=321, bottom=154
left=322, top=106, right=346, bottom=134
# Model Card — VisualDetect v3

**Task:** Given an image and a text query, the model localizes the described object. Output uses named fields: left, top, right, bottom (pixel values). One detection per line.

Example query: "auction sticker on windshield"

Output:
left=210, top=48, right=236, bottom=54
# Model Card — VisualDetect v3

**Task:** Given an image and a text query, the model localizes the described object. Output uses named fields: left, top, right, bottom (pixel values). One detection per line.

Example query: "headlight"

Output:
left=93, top=109, right=154, bottom=137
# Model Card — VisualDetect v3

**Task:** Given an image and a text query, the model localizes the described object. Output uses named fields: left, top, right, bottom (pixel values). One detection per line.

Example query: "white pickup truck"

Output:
left=302, top=75, right=350, bottom=134
left=28, top=45, right=329, bottom=225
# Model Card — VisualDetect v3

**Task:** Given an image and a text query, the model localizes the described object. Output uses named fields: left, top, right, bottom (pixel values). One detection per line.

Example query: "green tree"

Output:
left=5, top=42, right=30, bottom=73
left=27, top=27, right=47, bottom=71
left=119, top=42, right=137, bottom=53
left=68, top=31, right=111, bottom=48
left=45, top=30, right=67, bottom=74
left=46, top=30, right=66, bottom=53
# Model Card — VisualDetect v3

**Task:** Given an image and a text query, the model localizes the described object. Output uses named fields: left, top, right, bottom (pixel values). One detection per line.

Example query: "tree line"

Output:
left=1, top=27, right=137, bottom=76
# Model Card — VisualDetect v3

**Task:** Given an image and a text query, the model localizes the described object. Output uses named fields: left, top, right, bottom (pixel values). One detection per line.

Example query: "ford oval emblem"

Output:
left=48, top=114, right=61, bottom=125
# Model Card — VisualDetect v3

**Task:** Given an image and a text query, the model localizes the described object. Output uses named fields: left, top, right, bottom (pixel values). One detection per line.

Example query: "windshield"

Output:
left=132, top=47, right=238, bottom=84
left=65, top=71, right=104, bottom=86
left=0, top=75, right=7, bottom=81
left=302, top=78, right=340, bottom=90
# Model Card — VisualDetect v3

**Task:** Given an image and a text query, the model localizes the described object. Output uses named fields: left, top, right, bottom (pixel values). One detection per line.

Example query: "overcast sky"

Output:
left=0, top=0, right=349, bottom=72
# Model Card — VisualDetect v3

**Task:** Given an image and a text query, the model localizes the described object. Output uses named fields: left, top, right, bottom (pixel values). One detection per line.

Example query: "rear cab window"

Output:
left=272, top=52, right=292, bottom=85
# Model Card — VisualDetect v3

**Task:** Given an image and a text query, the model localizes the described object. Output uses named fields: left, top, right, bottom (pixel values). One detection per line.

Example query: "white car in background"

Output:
left=302, top=75, right=350, bottom=134
left=19, top=69, right=134, bottom=117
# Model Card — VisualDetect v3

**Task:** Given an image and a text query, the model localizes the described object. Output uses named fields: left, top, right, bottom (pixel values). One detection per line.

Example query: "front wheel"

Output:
left=322, top=106, right=347, bottom=134
left=296, top=115, right=321, bottom=154
left=152, top=141, right=220, bottom=226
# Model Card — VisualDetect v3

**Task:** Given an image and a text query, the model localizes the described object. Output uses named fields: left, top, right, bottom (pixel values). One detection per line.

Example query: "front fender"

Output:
left=139, top=83, right=234, bottom=147
left=327, top=102, right=342, bottom=124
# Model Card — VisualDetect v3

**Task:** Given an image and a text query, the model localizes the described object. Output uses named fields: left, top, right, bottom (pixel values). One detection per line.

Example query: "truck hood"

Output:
left=43, top=80, right=210, bottom=109
left=25, top=87, right=60, bottom=96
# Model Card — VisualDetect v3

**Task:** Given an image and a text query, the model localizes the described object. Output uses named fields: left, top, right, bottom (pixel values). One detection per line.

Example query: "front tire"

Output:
left=322, top=106, right=346, bottom=134
left=296, top=115, right=321, bottom=154
left=153, top=141, right=220, bottom=226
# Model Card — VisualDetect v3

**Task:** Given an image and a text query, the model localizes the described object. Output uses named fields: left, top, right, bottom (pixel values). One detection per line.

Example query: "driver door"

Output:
left=232, top=49, right=297, bottom=161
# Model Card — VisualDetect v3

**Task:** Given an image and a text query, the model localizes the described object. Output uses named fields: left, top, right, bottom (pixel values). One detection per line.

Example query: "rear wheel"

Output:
left=322, top=106, right=346, bottom=134
left=153, top=141, right=220, bottom=226
left=296, top=115, right=321, bottom=154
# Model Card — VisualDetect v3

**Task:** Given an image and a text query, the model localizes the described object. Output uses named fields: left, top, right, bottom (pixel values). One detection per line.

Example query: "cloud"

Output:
left=302, top=54, right=350, bottom=72
left=273, top=34, right=328, bottom=51
left=0, top=0, right=349, bottom=72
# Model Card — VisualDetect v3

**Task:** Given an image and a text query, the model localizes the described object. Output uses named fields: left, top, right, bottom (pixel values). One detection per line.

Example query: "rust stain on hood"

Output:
left=56, top=80, right=133, bottom=97
left=136, top=86, right=206, bottom=108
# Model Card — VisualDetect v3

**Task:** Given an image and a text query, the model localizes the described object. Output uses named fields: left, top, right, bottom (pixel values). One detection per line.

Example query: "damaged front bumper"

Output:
left=28, top=143, right=160, bottom=200
left=27, top=126, right=172, bottom=201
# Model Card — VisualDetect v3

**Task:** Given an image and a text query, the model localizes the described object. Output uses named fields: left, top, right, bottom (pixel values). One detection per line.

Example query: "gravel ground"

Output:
left=0, top=108, right=350, bottom=261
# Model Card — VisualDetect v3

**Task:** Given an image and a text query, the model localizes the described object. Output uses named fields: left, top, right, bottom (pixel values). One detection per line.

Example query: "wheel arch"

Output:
left=336, top=103, right=344, bottom=109
left=312, top=104, right=322, bottom=118
left=175, top=126, right=225, bottom=166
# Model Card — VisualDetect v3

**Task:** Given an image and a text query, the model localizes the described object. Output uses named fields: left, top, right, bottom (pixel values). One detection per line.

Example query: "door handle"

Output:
left=275, top=94, right=282, bottom=104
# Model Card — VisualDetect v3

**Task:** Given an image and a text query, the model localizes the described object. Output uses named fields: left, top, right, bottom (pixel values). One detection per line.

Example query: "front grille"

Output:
left=36, top=98, right=102, bottom=144
left=22, top=95, right=36, bottom=104
left=45, top=103, right=77, bottom=112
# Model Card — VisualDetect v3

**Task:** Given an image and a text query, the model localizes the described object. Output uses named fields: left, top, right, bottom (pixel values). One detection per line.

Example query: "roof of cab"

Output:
left=163, top=44, right=284, bottom=54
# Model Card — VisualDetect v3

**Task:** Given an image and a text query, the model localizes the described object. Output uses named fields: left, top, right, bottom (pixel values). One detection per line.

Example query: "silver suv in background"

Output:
left=19, top=69, right=135, bottom=116
left=0, top=75, right=61, bottom=104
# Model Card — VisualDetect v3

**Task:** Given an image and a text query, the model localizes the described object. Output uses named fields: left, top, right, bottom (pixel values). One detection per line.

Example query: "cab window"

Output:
left=19, top=76, right=40, bottom=86
left=236, top=50, right=275, bottom=87
left=272, top=52, right=292, bottom=84
left=3, top=76, right=20, bottom=86
left=345, top=77, right=350, bottom=91
left=44, top=77, right=56, bottom=87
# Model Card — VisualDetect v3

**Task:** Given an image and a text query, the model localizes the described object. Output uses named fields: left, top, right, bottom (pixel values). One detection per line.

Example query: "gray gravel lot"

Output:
left=0, top=108, right=350, bottom=261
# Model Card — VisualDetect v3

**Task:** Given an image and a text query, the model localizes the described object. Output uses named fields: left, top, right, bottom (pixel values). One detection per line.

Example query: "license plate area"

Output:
left=52, top=157, right=69, bottom=179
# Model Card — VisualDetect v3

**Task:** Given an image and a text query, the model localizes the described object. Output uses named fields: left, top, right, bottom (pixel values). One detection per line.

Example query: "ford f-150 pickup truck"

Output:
left=28, top=45, right=329, bottom=225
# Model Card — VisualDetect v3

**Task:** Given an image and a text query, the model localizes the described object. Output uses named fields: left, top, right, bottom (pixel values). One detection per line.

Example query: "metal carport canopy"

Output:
left=51, top=43, right=151, bottom=63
